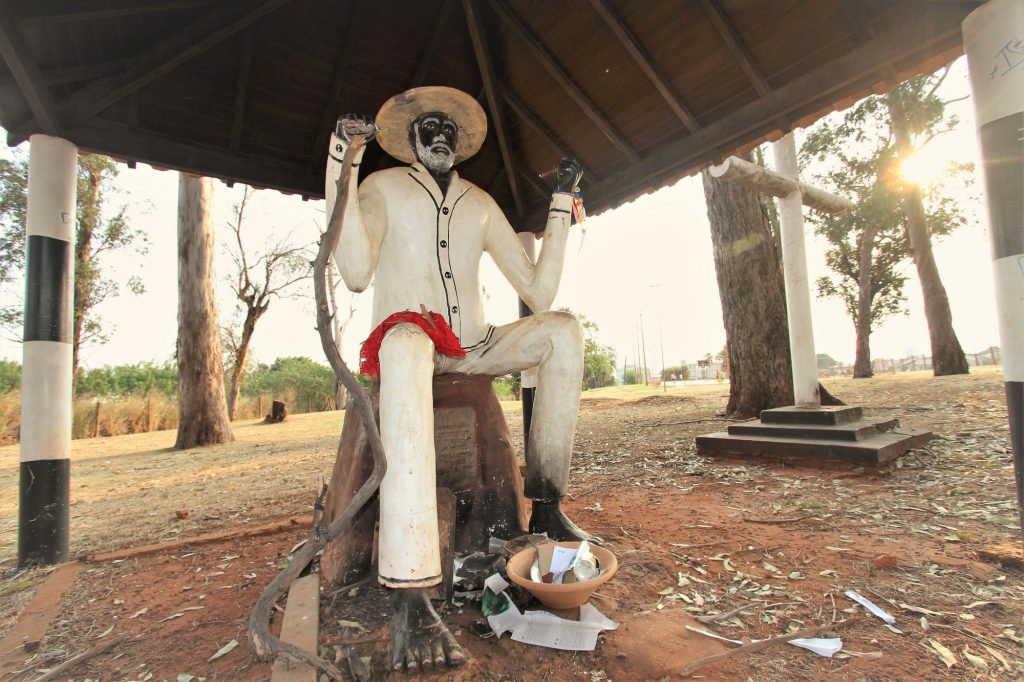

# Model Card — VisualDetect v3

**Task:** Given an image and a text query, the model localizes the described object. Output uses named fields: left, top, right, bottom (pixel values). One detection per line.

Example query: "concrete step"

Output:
left=728, top=418, right=899, bottom=441
left=760, top=405, right=864, bottom=425
left=695, top=427, right=932, bottom=466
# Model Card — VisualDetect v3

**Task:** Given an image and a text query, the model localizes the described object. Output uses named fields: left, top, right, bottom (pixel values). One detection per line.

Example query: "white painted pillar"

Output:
left=19, top=134, right=77, bottom=566
left=963, top=0, right=1024, bottom=534
left=772, top=133, right=820, bottom=408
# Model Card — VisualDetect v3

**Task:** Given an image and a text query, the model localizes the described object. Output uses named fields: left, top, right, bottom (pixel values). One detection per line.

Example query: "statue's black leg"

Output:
left=529, top=498, right=604, bottom=545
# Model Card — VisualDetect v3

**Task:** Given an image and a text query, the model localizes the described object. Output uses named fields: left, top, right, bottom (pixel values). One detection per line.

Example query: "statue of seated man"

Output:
left=325, top=86, right=597, bottom=673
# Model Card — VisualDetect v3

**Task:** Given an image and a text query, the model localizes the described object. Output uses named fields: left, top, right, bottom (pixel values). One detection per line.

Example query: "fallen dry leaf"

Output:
left=928, top=639, right=957, bottom=669
left=208, top=638, right=238, bottom=662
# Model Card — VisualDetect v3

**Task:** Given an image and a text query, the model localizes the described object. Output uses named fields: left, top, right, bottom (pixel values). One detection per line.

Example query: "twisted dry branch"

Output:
left=247, top=135, right=388, bottom=681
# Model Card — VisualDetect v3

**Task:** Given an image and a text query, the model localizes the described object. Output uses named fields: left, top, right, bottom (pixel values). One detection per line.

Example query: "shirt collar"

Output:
left=410, top=162, right=462, bottom=205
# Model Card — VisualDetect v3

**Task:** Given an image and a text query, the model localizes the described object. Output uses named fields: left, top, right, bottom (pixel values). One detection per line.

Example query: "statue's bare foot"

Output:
left=390, top=588, right=466, bottom=674
left=529, top=499, right=604, bottom=545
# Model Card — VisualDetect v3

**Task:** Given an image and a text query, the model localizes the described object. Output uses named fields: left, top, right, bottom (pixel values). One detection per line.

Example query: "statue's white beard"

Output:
left=415, top=139, right=454, bottom=175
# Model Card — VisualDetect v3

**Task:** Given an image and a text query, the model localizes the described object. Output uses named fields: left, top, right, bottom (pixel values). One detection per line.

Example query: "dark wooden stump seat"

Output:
left=320, top=373, right=527, bottom=588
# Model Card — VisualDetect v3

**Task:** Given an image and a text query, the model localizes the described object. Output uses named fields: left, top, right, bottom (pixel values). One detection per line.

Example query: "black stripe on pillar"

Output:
left=978, top=112, right=1024, bottom=260
left=24, top=234, right=72, bottom=343
left=1008, top=382, right=1024, bottom=533
left=18, top=459, right=70, bottom=566
left=518, top=297, right=535, bottom=454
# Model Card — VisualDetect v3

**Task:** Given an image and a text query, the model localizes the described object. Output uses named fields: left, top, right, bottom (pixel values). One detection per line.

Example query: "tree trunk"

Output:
left=853, top=222, right=875, bottom=378
left=335, top=380, right=348, bottom=410
left=175, top=174, right=233, bottom=448
left=227, top=308, right=261, bottom=420
left=702, top=154, right=794, bottom=419
left=71, top=165, right=102, bottom=396
left=887, top=93, right=969, bottom=376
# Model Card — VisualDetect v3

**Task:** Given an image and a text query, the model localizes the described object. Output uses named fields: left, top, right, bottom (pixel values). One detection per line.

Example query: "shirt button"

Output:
left=440, top=240, right=447, bottom=248
left=451, top=306, right=458, bottom=314
left=445, top=272, right=452, bottom=279
left=442, top=207, right=449, bottom=215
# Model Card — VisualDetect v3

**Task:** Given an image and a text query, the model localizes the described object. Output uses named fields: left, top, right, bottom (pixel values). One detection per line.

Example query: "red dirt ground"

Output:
left=2, top=369, right=1022, bottom=680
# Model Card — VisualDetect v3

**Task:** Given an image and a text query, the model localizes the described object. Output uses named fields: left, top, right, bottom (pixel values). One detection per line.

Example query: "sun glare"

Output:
left=898, top=146, right=949, bottom=187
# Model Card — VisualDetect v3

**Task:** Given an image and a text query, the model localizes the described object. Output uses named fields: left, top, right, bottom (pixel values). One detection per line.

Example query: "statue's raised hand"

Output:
left=554, top=157, right=583, bottom=193
left=335, top=114, right=378, bottom=145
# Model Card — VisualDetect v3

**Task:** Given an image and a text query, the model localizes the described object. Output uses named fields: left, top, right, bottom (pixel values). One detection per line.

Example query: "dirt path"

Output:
left=1, top=368, right=1022, bottom=680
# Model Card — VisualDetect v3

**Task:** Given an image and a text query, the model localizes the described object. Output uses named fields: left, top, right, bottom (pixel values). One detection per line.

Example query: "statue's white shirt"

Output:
left=326, top=133, right=574, bottom=349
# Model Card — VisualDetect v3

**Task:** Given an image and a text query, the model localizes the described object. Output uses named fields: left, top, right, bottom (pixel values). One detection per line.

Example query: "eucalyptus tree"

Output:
left=802, top=67, right=972, bottom=377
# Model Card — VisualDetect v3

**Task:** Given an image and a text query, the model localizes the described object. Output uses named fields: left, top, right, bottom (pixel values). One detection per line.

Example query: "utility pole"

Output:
left=639, top=313, right=650, bottom=386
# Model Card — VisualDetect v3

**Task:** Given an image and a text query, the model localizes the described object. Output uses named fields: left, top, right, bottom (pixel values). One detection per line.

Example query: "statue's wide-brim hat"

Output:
left=375, top=86, right=487, bottom=165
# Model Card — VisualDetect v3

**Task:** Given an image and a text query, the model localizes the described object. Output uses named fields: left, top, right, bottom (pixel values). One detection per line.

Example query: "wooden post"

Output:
left=93, top=401, right=101, bottom=438
left=772, top=134, right=820, bottom=408
left=964, top=0, right=1024, bottom=538
left=709, top=143, right=854, bottom=409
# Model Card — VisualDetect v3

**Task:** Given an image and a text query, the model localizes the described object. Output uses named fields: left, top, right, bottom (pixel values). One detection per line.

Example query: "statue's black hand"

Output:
left=335, top=114, right=378, bottom=145
left=554, top=157, right=583, bottom=193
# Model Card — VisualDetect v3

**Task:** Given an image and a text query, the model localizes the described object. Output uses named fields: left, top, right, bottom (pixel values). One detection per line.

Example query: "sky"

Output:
left=0, top=58, right=1001, bottom=374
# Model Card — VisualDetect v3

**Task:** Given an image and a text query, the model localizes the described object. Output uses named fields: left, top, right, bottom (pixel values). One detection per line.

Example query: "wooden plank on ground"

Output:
left=0, top=562, right=81, bottom=676
left=84, top=516, right=312, bottom=563
left=270, top=573, right=321, bottom=682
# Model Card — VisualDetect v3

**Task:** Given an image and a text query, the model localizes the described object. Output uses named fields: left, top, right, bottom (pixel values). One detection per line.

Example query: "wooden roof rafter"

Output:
left=499, top=86, right=578, bottom=169
left=525, top=15, right=964, bottom=228
left=308, top=2, right=361, bottom=168
left=228, top=27, right=253, bottom=155
left=410, top=0, right=457, bottom=88
left=697, top=0, right=771, bottom=97
left=463, top=0, right=525, bottom=219
left=17, top=0, right=216, bottom=26
left=7, top=0, right=296, bottom=145
left=586, top=0, right=701, bottom=133
left=0, top=59, right=133, bottom=89
left=487, top=0, right=640, bottom=163
left=0, top=2, right=58, bottom=134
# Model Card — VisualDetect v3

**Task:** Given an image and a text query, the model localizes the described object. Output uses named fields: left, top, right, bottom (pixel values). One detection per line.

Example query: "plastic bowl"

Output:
left=506, top=541, right=618, bottom=609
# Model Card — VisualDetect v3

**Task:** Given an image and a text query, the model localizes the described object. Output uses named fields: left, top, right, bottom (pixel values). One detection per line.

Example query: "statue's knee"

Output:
left=541, top=310, right=583, bottom=348
left=379, top=323, right=433, bottom=364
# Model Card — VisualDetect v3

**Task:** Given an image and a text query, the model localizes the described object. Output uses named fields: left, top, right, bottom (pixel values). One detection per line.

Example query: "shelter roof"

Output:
left=0, top=0, right=979, bottom=229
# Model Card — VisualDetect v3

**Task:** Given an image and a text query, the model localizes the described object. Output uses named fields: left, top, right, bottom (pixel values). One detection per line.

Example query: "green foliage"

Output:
left=817, top=354, right=840, bottom=370
left=76, top=362, right=178, bottom=397
left=492, top=373, right=521, bottom=400
left=660, top=365, right=689, bottom=381
left=558, top=309, right=617, bottom=390
left=0, top=360, right=21, bottom=394
left=802, top=69, right=972, bottom=331
left=243, top=356, right=336, bottom=410
left=0, top=151, right=147, bottom=355
left=622, top=367, right=639, bottom=385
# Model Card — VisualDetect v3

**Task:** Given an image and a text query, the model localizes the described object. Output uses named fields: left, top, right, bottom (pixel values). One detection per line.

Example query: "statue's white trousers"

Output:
left=376, top=310, right=583, bottom=588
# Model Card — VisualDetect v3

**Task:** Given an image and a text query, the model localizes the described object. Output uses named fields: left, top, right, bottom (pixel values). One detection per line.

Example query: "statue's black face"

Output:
left=410, top=112, right=459, bottom=175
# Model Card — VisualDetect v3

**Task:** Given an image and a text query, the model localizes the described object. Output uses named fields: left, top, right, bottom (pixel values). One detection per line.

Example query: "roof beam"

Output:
left=697, top=0, right=770, bottom=96
left=410, top=0, right=456, bottom=87
left=587, top=0, right=700, bottom=132
left=229, top=27, right=253, bottom=154
left=18, top=0, right=214, bottom=25
left=0, top=3, right=58, bottom=134
left=308, top=2, right=361, bottom=168
left=463, top=0, right=525, bottom=218
left=63, top=120, right=323, bottom=197
left=528, top=20, right=963, bottom=228
left=0, top=59, right=133, bottom=89
left=499, top=86, right=574, bottom=162
left=488, top=0, right=640, bottom=163
left=518, top=167, right=550, bottom=201
left=11, top=0, right=294, bottom=141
